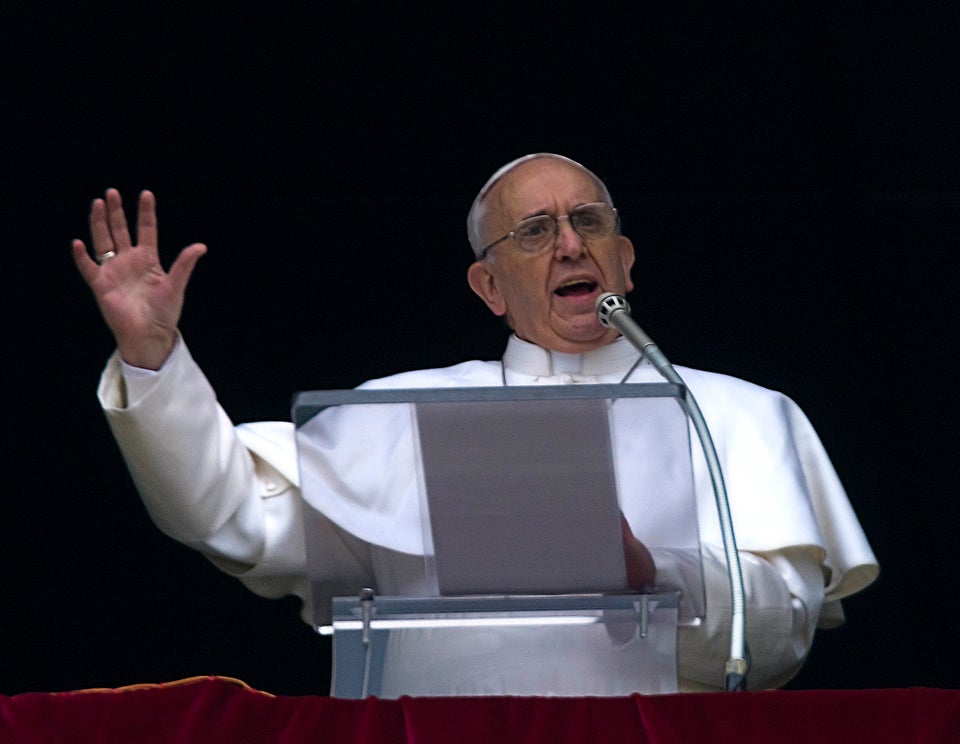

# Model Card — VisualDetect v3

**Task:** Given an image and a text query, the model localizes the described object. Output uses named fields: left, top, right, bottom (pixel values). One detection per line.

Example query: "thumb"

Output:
left=620, top=513, right=656, bottom=589
left=168, top=242, right=208, bottom=294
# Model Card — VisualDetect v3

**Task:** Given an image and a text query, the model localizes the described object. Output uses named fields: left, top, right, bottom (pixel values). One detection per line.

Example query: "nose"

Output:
left=553, top=216, right=586, bottom=259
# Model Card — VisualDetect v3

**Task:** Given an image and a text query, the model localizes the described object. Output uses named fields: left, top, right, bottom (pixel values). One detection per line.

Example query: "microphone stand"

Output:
left=597, top=293, right=751, bottom=691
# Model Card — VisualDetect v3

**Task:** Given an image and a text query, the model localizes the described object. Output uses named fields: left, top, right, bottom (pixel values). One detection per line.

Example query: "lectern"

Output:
left=293, top=383, right=704, bottom=697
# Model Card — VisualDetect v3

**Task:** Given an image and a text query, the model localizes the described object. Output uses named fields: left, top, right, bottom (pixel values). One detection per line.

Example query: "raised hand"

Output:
left=72, top=189, right=207, bottom=370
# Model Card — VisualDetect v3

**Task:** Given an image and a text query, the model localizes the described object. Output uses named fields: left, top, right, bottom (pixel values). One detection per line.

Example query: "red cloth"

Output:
left=2, top=677, right=959, bottom=743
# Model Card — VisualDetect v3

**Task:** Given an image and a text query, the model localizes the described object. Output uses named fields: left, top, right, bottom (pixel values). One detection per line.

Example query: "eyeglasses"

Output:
left=479, top=202, right=619, bottom=259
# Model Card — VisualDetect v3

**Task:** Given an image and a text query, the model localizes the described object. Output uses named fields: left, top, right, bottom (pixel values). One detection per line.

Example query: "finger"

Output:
left=88, top=198, right=116, bottom=256
left=137, top=190, right=158, bottom=251
left=105, top=188, right=133, bottom=250
left=167, top=242, right=208, bottom=295
left=71, top=238, right=100, bottom=286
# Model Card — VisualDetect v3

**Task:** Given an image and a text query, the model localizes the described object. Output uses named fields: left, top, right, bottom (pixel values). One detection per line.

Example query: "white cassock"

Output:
left=99, top=334, right=878, bottom=693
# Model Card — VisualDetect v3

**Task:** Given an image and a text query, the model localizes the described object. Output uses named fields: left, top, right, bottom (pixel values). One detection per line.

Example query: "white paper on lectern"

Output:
left=414, top=398, right=627, bottom=596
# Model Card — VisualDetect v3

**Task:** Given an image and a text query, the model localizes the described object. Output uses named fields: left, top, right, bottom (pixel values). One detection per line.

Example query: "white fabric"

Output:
left=98, top=334, right=879, bottom=691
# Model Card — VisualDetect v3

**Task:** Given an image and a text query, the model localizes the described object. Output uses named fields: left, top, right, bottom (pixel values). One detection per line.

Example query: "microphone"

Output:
left=596, top=293, right=678, bottom=384
left=596, top=292, right=752, bottom=691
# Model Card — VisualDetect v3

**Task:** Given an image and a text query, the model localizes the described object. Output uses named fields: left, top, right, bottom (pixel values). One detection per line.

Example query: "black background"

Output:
left=2, top=3, right=958, bottom=696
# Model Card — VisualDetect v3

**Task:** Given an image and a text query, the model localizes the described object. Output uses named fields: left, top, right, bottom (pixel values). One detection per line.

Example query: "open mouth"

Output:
left=554, top=280, right=599, bottom=298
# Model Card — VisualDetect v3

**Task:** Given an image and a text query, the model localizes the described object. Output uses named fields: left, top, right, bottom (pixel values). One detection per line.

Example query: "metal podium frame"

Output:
left=326, top=592, right=680, bottom=698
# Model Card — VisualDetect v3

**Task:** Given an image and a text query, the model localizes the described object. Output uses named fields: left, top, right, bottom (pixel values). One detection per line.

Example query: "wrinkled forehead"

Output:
left=466, top=153, right=613, bottom=257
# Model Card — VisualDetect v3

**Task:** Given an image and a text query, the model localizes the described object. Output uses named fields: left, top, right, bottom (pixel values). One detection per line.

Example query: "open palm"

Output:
left=72, top=189, right=206, bottom=370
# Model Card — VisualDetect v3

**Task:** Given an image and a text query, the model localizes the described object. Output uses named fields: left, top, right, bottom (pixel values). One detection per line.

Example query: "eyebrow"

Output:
left=518, top=209, right=552, bottom=221
left=517, top=202, right=595, bottom=222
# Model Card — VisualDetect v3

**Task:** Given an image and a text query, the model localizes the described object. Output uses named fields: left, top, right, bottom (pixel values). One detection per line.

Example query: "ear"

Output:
left=618, top=235, right=636, bottom=293
left=467, top=260, right=507, bottom=316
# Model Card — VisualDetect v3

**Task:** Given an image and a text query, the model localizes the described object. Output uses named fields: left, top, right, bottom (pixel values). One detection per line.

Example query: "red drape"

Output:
left=2, top=677, right=959, bottom=743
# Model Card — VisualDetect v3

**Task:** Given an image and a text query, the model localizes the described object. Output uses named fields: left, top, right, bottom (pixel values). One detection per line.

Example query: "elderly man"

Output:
left=72, top=153, right=878, bottom=693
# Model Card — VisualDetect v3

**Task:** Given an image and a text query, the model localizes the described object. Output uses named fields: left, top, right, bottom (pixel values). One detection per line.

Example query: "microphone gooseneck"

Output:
left=596, top=292, right=751, bottom=691
left=596, top=294, right=671, bottom=380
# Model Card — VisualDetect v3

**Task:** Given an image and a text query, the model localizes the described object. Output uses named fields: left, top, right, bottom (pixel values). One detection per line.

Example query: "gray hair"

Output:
left=466, top=153, right=615, bottom=259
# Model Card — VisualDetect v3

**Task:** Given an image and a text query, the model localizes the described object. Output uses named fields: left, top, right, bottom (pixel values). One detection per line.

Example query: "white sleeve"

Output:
left=677, top=545, right=824, bottom=691
left=674, top=543, right=825, bottom=691
left=99, top=338, right=380, bottom=623
left=98, top=338, right=278, bottom=569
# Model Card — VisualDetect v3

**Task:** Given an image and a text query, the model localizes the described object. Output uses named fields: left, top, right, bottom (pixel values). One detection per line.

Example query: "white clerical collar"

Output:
left=502, top=334, right=642, bottom=377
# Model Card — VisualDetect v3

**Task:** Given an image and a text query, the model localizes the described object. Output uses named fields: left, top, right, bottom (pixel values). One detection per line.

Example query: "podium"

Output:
left=293, top=383, right=704, bottom=698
